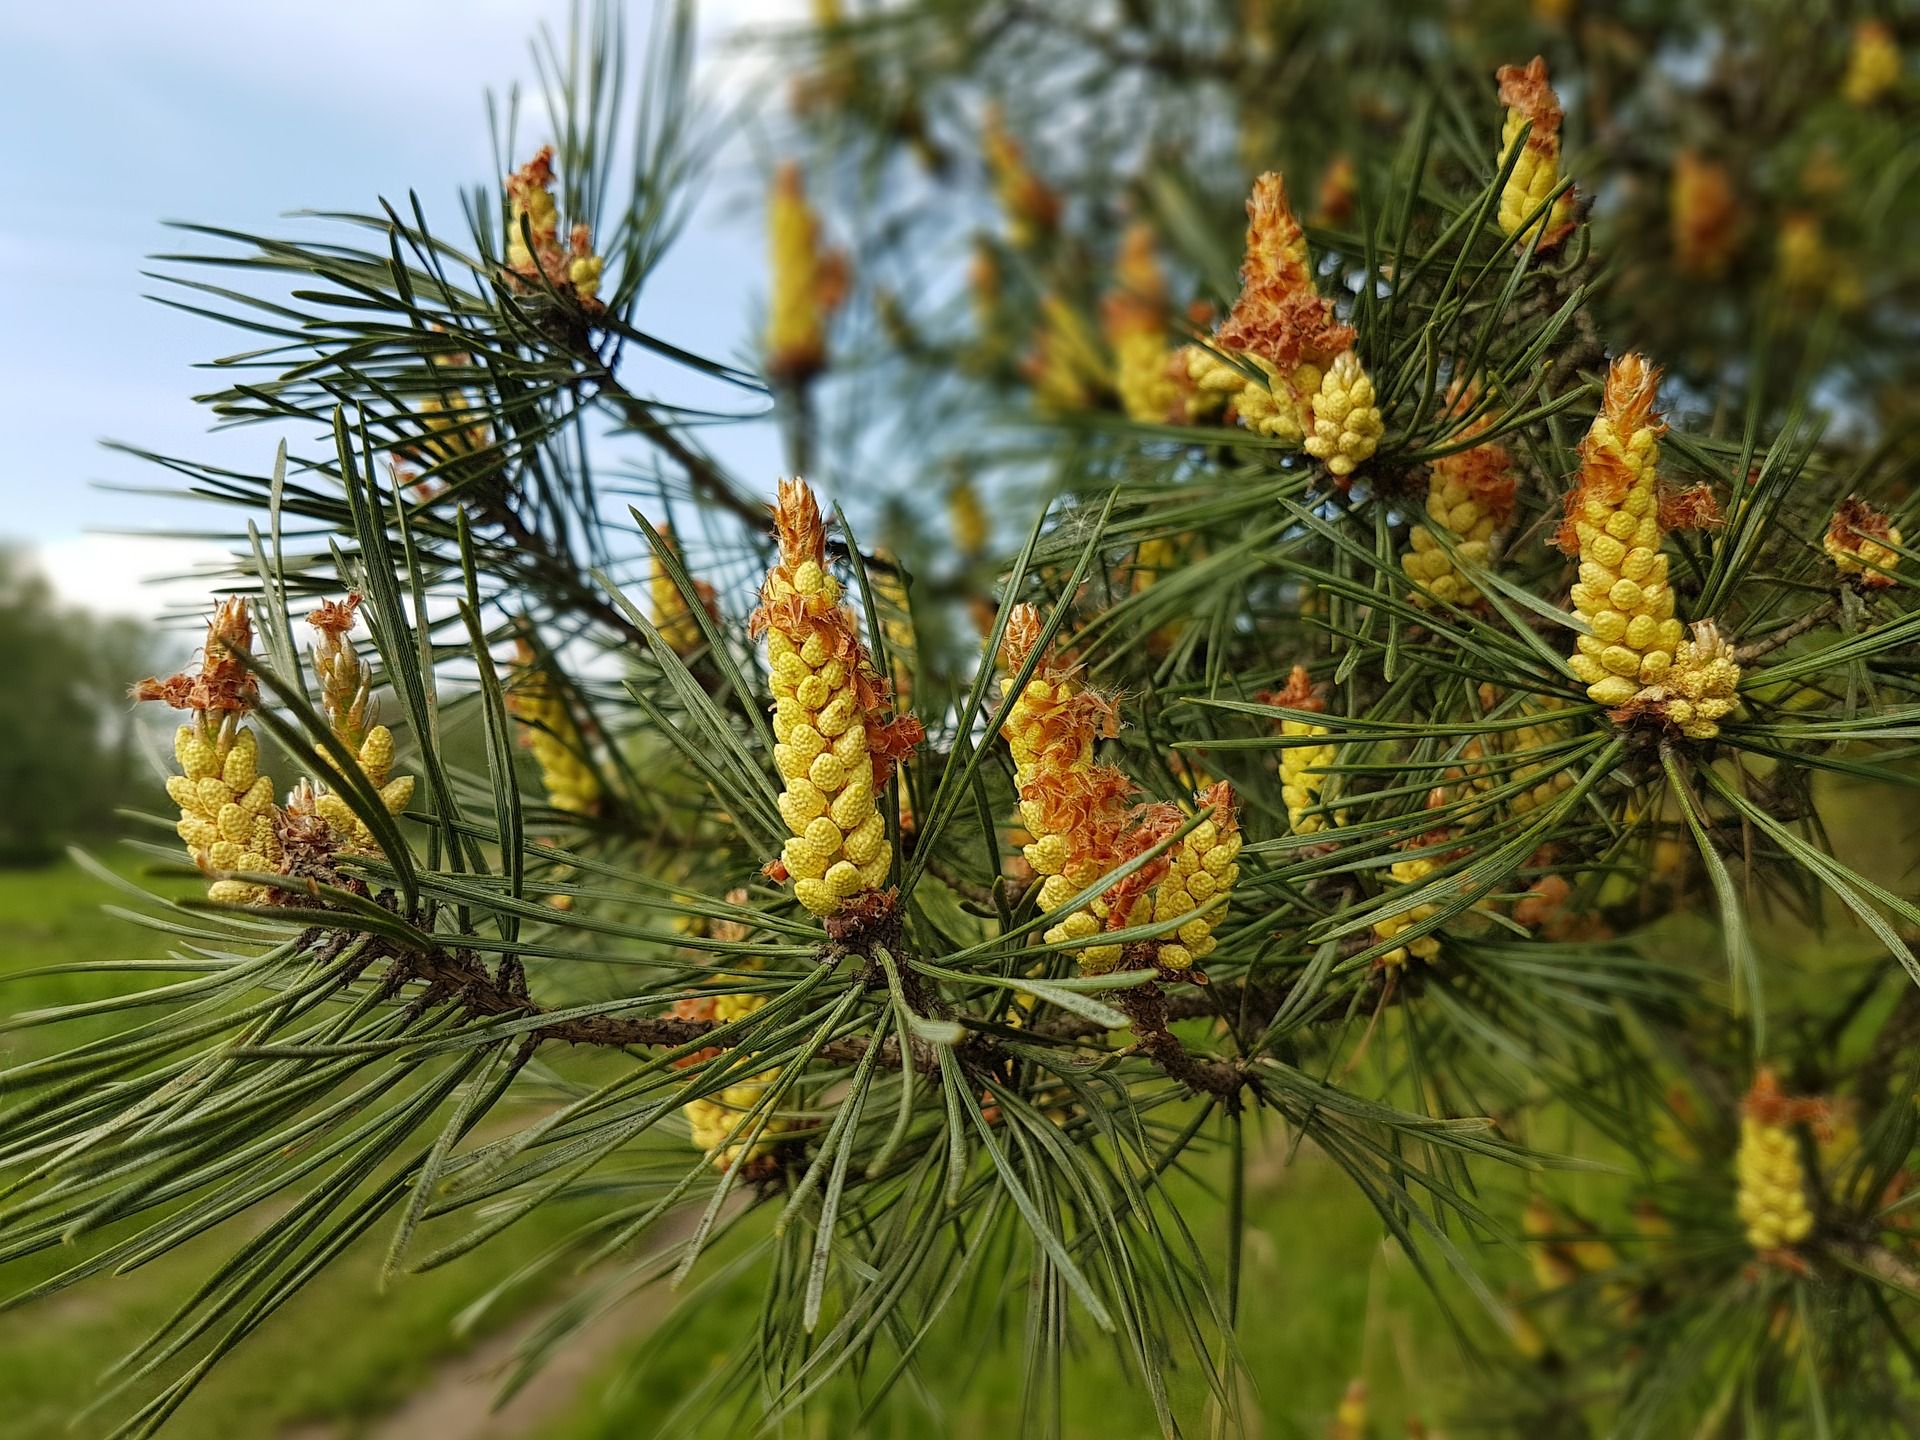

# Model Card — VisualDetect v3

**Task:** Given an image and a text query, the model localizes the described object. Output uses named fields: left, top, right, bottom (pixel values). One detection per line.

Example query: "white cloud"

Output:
left=34, top=534, right=240, bottom=622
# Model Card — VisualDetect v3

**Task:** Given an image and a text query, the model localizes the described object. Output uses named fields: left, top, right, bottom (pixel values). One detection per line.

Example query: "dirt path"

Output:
left=358, top=1287, right=662, bottom=1439
left=284, top=1217, right=699, bottom=1440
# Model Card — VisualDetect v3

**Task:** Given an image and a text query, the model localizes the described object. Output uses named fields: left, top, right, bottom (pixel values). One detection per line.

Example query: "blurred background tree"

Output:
left=0, top=548, right=162, bottom=864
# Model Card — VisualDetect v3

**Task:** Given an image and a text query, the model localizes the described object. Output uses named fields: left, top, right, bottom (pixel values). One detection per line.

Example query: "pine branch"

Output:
left=1732, top=593, right=1843, bottom=664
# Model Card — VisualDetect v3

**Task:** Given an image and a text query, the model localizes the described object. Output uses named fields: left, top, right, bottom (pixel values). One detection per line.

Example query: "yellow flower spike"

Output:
left=765, top=161, right=850, bottom=386
left=1151, top=782, right=1241, bottom=974
left=650, top=526, right=721, bottom=658
left=1662, top=621, right=1741, bottom=741
left=306, top=597, right=414, bottom=852
left=1775, top=210, right=1827, bottom=293
left=1184, top=348, right=1319, bottom=442
left=1263, top=666, right=1338, bottom=836
left=566, top=224, right=602, bottom=303
left=1556, top=354, right=1740, bottom=738
left=1400, top=390, right=1518, bottom=607
left=1025, top=293, right=1109, bottom=415
left=1671, top=150, right=1740, bottom=282
left=995, top=606, right=1167, bottom=974
left=1303, top=350, right=1383, bottom=477
left=506, top=147, right=560, bottom=275
left=947, top=472, right=988, bottom=561
left=1329, top=1379, right=1368, bottom=1440
left=1103, top=223, right=1182, bottom=424
left=503, top=146, right=604, bottom=307
left=1202, top=173, right=1376, bottom=469
left=753, top=480, right=920, bottom=917
left=1112, top=323, right=1179, bottom=424
left=1505, top=700, right=1578, bottom=816
left=1167, top=344, right=1234, bottom=427
left=507, top=637, right=603, bottom=817
left=308, top=595, right=371, bottom=753
left=1736, top=1069, right=1820, bottom=1253
left=402, top=346, right=493, bottom=469
left=134, top=598, right=283, bottom=903
left=982, top=104, right=1060, bottom=251
left=671, top=991, right=793, bottom=1172
left=1494, top=57, right=1577, bottom=251
left=1842, top=20, right=1900, bottom=107
left=1825, top=496, right=1904, bottom=587
left=1371, top=853, right=1444, bottom=968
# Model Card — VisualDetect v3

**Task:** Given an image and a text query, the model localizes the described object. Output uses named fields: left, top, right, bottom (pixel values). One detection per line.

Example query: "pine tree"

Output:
left=4, top=3, right=1918, bottom=1436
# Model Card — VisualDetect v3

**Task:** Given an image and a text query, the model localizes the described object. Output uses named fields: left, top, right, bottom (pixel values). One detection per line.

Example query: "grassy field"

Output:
left=0, top=857, right=615, bottom=1439
left=0, top=854, right=1471, bottom=1439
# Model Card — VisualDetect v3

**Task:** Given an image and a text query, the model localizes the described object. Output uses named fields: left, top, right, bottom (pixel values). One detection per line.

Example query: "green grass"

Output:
left=0, top=854, right=1468, bottom=1438
left=0, top=853, right=600, bottom=1439
left=541, top=1147, right=1457, bottom=1440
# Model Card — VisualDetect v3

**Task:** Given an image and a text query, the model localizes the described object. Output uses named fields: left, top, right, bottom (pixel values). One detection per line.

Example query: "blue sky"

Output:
left=1, top=0, right=797, bottom=615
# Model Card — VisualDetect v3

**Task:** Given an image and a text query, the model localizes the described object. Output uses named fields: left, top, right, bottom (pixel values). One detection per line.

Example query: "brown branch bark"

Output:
left=1733, top=595, right=1842, bottom=665
left=340, top=922, right=1302, bottom=1097
left=1113, top=981, right=1249, bottom=1103
left=581, top=362, right=772, bottom=534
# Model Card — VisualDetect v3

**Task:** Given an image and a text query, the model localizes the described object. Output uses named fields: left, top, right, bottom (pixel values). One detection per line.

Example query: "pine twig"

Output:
left=1733, top=595, right=1842, bottom=664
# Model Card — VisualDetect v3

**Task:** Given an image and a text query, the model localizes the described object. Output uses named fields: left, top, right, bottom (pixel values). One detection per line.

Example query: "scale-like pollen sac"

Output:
left=650, top=526, right=721, bottom=657
left=1371, top=855, right=1443, bottom=967
left=982, top=104, right=1060, bottom=252
left=134, top=598, right=283, bottom=905
left=1304, top=351, right=1384, bottom=478
left=1185, top=346, right=1320, bottom=443
left=996, top=605, right=1154, bottom=974
left=1494, top=56, right=1577, bottom=251
left=306, top=596, right=414, bottom=852
left=1736, top=1069, right=1821, bottom=1253
left=1559, top=354, right=1741, bottom=738
left=171, top=721, right=281, bottom=905
left=672, top=991, right=791, bottom=1171
left=1658, top=622, right=1740, bottom=741
left=1151, top=782, right=1241, bottom=973
left=1843, top=20, right=1900, bottom=108
left=1825, top=497, right=1903, bottom=588
left=765, top=161, right=850, bottom=385
left=754, top=479, right=920, bottom=917
left=1505, top=700, right=1578, bottom=816
left=1671, top=149, right=1739, bottom=282
left=1400, top=393, right=1519, bottom=607
left=1024, top=293, right=1108, bottom=415
left=1262, top=665, right=1337, bottom=836
left=508, top=638, right=603, bottom=817
left=403, top=348, right=491, bottom=468
left=1103, top=222, right=1183, bottom=424
left=1192, top=173, right=1379, bottom=472
left=503, top=146, right=604, bottom=306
